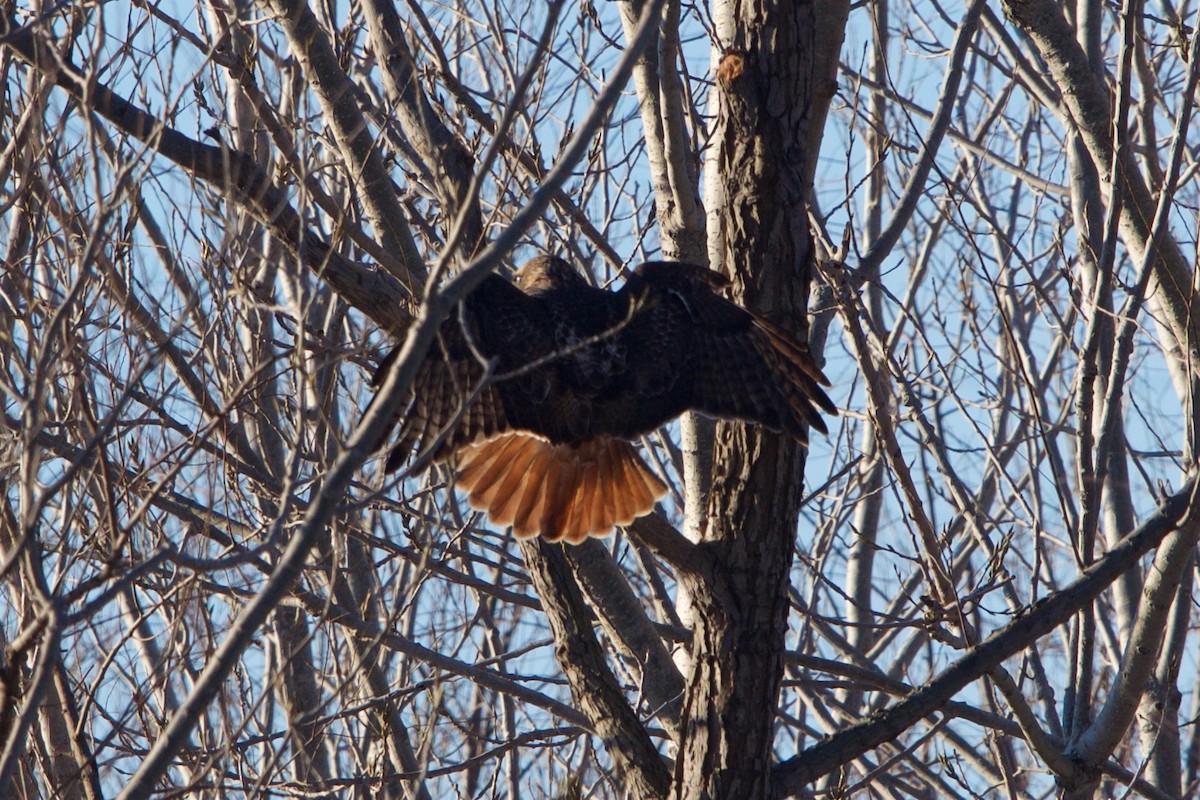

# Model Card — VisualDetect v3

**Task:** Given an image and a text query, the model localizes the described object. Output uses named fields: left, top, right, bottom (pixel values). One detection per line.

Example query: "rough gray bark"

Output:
left=670, top=2, right=842, bottom=795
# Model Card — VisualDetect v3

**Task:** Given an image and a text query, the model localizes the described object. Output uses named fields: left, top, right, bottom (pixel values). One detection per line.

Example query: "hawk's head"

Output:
left=513, top=255, right=588, bottom=294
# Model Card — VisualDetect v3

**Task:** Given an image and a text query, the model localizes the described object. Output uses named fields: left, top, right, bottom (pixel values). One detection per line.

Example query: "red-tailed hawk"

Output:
left=372, top=255, right=836, bottom=543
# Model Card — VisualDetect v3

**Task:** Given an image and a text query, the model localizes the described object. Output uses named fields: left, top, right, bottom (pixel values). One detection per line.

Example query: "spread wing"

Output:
left=371, top=275, right=554, bottom=471
left=586, top=261, right=838, bottom=442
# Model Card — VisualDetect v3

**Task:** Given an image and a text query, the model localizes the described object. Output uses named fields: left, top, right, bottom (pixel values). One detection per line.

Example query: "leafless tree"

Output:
left=2, top=0, right=1199, bottom=798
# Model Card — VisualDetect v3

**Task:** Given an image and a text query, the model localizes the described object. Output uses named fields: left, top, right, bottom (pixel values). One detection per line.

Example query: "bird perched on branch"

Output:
left=371, top=255, right=836, bottom=543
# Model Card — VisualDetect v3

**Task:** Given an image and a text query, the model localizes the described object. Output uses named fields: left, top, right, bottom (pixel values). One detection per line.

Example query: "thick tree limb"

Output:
left=564, top=540, right=685, bottom=737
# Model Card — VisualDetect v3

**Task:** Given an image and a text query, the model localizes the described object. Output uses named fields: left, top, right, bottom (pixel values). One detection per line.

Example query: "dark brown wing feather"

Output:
left=372, top=274, right=556, bottom=470
left=589, top=261, right=837, bottom=442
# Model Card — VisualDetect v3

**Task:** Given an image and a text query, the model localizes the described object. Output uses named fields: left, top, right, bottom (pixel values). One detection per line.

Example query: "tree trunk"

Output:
left=672, top=2, right=842, bottom=796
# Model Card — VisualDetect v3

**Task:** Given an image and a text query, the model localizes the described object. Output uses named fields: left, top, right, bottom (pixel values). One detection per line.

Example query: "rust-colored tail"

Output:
left=454, top=434, right=668, bottom=543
